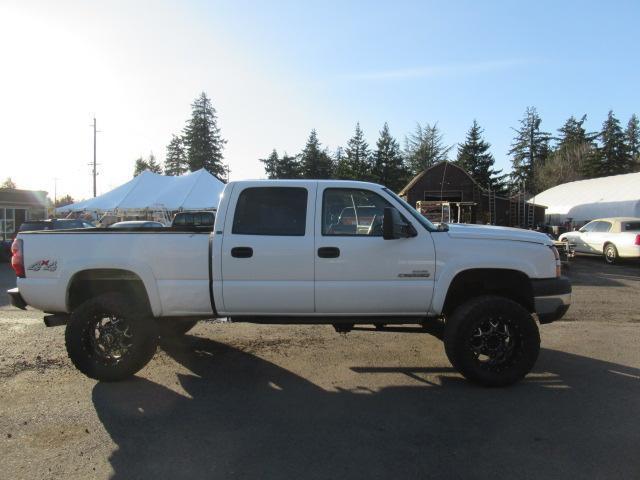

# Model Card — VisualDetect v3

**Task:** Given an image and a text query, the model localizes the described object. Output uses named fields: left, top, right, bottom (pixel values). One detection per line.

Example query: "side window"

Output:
left=322, top=188, right=391, bottom=236
left=232, top=187, right=307, bottom=236
left=594, top=221, right=612, bottom=233
left=581, top=222, right=596, bottom=232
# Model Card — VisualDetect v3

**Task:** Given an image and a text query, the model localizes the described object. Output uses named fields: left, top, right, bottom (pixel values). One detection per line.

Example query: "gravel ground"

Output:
left=0, top=257, right=639, bottom=479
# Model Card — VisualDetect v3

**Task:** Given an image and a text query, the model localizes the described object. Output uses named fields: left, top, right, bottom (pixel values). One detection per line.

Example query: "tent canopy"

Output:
left=57, top=169, right=225, bottom=213
left=533, top=171, right=640, bottom=223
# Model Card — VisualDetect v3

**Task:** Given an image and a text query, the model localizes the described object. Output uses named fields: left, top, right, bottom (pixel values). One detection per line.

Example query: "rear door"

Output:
left=586, top=221, right=612, bottom=253
left=314, top=186, right=435, bottom=315
left=220, top=182, right=316, bottom=314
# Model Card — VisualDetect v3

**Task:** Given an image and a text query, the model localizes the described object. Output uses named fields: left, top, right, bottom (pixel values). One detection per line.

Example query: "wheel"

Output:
left=65, top=293, right=158, bottom=381
left=603, top=243, right=618, bottom=265
left=444, top=295, right=540, bottom=387
left=157, top=319, right=199, bottom=337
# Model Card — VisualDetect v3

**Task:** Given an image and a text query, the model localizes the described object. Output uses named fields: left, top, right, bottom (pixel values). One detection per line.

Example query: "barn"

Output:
left=398, top=161, right=546, bottom=227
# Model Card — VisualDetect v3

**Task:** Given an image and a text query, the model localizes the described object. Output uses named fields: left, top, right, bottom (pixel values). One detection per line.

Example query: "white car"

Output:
left=8, top=180, right=571, bottom=387
left=559, top=217, right=640, bottom=264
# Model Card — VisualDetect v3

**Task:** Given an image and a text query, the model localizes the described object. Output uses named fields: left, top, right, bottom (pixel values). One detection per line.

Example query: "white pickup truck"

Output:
left=8, top=180, right=571, bottom=387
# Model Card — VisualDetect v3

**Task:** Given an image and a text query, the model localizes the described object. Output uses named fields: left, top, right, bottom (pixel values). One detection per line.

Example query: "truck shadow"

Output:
left=92, top=335, right=640, bottom=480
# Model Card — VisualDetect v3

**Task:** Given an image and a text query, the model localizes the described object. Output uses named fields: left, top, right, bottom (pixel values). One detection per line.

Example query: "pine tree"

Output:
left=586, top=111, right=633, bottom=177
left=164, top=135, right=188, bottom=176
left=260, top=149, right=280, bottom=179
left=1, top=178, right=16, bottom=189
left=536, top=115, right=596, bottom=190
left=625, top=114, right=640, bottom=170
left=372, top=123, right=408, bottom=191
left=405, top=122, right=452, bottom=175
left=133, top=153, right=162, bottom=177
left=299, top=129, right=334, bottom=179
left=340, top=122, right=372, bottom=180
left=508, top=107, right=551, bottom=193
left=333, top=147, right=350, bottom=179
left=183, top=92, right=227, bottom=177
left=456, top=120, right=505, bottom=191
left=279, top=153, right=301, bottom=179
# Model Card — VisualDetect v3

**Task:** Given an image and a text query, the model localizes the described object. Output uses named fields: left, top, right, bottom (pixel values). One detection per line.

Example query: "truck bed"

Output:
left=17, top=229, right=213, bottom=317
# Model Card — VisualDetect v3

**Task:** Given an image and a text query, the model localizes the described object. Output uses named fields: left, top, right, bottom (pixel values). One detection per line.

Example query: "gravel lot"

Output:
left=1, top=258, right=639, bottom=479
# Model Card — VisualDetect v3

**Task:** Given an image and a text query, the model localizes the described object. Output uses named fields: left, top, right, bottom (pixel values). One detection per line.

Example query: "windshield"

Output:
left=383, top=188, right=437, bottom=232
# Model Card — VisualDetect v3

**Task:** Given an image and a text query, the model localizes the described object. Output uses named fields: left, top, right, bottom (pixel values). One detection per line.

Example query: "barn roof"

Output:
left=398, top=161, right=481, bottom=197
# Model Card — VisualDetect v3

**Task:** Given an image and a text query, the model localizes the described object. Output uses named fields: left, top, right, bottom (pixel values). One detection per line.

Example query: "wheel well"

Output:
left=67, top=269, right=151, bottom=313
left=442, top=269, right=533, bottom=317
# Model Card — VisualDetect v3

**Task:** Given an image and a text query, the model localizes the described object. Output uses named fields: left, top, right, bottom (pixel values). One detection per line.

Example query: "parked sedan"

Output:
left=559, top=217, right=640, bottom=264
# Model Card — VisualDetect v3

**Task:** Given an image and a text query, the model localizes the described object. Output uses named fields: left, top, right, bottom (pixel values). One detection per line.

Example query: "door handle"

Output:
left=231, top=247, right=253, bottom=258
left=318, top=247, right=340, bottom=258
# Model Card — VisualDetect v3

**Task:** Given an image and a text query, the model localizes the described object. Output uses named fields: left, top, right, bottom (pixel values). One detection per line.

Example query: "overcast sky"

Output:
left=1, top=0, right=638, bottom=200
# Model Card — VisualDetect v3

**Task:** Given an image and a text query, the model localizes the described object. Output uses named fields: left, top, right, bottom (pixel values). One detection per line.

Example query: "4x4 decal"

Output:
left=27, top=260, right=58, bottom=272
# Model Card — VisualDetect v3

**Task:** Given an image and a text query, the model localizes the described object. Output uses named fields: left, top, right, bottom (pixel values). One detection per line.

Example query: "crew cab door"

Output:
left=314, top=186, right=435, bottom=314
left=220, top=182, right=316, bottom=314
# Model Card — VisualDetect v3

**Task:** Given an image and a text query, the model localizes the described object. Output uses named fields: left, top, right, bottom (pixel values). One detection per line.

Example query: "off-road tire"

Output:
left=444, top=295, right=540, bottom=387
left=157, top=319, right=199, bottom=337
left=604, top=243, right=618, bottom=265
left=65, top=293, right=158, bottom=381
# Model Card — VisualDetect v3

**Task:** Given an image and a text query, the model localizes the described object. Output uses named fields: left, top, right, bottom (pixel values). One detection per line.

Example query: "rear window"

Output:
left=19, top=222, right=47, bottom=231
left=622, top=222, right=640, bottom=231
left=232, top=187, right=307, bottom=236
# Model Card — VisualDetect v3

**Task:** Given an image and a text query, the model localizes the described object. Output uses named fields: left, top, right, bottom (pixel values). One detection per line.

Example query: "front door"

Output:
left=220, top=183, right=316, bottom=314
left=314, top=187, right=436, bottom=315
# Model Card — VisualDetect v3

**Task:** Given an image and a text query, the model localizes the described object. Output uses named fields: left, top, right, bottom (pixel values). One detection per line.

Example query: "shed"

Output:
left=399, top=161, right=546, bottom=227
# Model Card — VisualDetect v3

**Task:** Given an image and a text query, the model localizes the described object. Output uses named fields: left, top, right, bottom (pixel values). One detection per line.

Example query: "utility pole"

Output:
left=92, top=117, right=97, bottom=197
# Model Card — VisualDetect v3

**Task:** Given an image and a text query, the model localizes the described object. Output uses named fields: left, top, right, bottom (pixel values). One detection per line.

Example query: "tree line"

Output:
left=261, top=108, right=640, bottom=194
left=133, top=92, right=228, bottom=180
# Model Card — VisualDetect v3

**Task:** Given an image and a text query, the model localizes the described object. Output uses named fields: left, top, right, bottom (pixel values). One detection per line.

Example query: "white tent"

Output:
left=533, top=171, right=640, bottom=224
left=57, top=169, right=225, bottom=214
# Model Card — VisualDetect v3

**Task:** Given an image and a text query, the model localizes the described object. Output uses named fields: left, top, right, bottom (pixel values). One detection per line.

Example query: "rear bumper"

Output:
left=532, top=276, right=572, bottom=324
left=7, top=288, right=27, bottom=310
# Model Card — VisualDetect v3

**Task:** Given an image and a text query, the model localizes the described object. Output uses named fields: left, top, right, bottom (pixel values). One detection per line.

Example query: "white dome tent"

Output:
left=533, top=171, right=640, bottom=225
left=56, top=169, right=225, bottom=221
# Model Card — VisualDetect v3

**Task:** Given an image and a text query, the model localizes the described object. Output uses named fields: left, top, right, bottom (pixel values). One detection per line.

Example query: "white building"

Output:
left=534, top=171, right=640, bottom=225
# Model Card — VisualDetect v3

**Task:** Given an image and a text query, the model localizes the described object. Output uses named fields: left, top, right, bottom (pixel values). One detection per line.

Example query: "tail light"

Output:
left=11, top=238, right=25, bottom=278
left=635, top=235, right=640, bottom=246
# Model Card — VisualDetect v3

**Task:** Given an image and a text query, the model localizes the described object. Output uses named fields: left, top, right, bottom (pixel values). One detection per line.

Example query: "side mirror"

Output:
left=383, top=207, right=416, bottom=240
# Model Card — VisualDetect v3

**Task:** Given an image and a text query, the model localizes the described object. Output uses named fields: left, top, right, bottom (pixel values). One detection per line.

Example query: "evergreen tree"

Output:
left=279, top=153, right=301, bottom=179
left=586, top=111, right=632, bottom=177
left=260, top=149, right=281, bottom=179
left=260, top=149, right=302, bottom=179
left=54, top=194, right=74, bottom=208
left=536, top=115, right=596, bottom=190
left=183, top=92, right=226, bottom=177
left=339, top=122, right=372, bottom=180
left=625, top=114, right=640, bottom=170
left=405, top=122, right=452, bottom=175
left=333, top=147, right=350, bottom=179
left=164, top=135, right=188, bottom=176
left=456, top=120, right=505, bottom=192
left=372, top=123, right=408, bottom=191
left=1, top=178, right=16, bottom=189
left=299, top=129, right=334, bottom=179
left=508, top=107, right=551, bottom=193
left=133, top=153, right=162, bottom=177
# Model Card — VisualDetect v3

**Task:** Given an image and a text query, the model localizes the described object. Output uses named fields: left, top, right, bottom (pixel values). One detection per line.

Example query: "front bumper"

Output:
left=7, top=288, right=27, bottom=310
left=532, top=276, right=571, bottom=324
